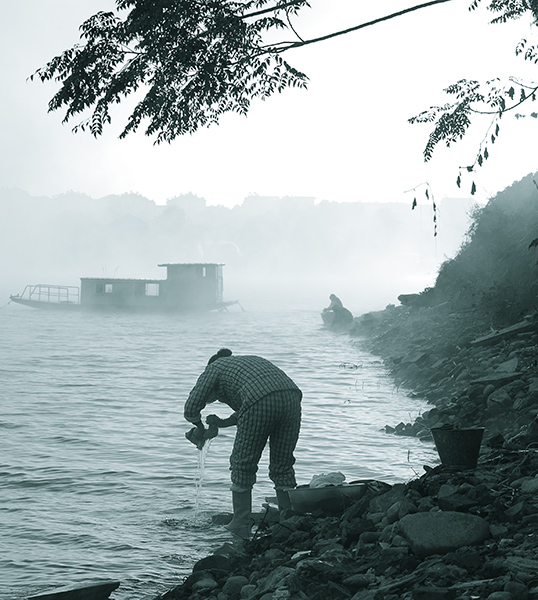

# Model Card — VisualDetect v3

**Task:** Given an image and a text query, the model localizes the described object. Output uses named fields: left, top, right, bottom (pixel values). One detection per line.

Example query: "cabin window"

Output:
left=96, top=283, right=113, bottom=294
left=202, top=267, right=207, bottom=277
left=145, top=283, right=160, bottom=296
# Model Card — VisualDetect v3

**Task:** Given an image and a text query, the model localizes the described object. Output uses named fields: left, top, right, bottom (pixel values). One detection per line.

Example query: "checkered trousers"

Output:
left=230, top=389, right=302, bottom=490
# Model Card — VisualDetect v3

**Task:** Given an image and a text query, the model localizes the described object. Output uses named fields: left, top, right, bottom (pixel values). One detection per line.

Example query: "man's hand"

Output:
left=205, top=423, right=219, bottom=440
left=206, top=414, right=224, bottom=427
left=185, top=426, right=206, bottom=450
left=186, top=423, right=219, bottom=449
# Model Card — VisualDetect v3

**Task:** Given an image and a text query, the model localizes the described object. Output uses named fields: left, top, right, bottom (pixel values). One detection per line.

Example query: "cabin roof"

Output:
left=80, top=263, right=225, bottom=282
left=158, top=262, right=224, bottom=267
left=80, top=278, right=164, bottom=282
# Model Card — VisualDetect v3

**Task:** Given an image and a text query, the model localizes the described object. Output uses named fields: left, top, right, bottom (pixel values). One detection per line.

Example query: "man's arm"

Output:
left=206, top=413, right=238, bottom=428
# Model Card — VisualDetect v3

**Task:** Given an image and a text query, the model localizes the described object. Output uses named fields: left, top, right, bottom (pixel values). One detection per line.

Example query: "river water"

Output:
left=0, top=304, right=438, bottom=600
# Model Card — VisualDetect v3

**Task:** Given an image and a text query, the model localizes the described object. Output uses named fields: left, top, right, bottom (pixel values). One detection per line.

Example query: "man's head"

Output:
left=207, top=348, right=232, bottom=365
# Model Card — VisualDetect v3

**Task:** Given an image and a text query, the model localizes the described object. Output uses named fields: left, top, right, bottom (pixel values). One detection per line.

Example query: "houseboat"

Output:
left=9, top=263, right=240, bottom=312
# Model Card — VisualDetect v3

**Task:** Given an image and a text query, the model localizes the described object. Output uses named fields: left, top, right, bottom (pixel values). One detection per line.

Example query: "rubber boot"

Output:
left=275, top=488, right=292, bottom=520
left=224, top=490, right=252, bottom=539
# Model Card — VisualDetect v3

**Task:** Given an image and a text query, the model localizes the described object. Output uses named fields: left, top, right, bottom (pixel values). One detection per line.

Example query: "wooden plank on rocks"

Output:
left=470, top=320, right=537, bottom=347
left=27, top=580, right=120, bottom=600
left=471, top=372, right=521, bottom=386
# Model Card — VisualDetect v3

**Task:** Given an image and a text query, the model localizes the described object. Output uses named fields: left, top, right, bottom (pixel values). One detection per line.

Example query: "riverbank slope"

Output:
left=151, top=173, right=538, bottom=600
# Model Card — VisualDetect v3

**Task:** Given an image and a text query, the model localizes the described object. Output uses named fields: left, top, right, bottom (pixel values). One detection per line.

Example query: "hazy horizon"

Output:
left=1, top=187, right=478, bottom=315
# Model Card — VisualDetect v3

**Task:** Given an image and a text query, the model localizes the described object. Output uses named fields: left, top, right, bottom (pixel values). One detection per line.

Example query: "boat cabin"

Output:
left=81, top=263, right=224, bottom=310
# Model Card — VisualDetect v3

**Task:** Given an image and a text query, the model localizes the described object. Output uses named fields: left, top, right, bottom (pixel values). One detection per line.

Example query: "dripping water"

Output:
left=194, top=440, right=213, bottom=519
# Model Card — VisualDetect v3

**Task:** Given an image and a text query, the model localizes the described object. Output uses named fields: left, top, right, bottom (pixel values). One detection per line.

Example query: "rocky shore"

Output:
left=150, top=304, right=538, bottom=600
left=354, top=302, right=538, bottom=448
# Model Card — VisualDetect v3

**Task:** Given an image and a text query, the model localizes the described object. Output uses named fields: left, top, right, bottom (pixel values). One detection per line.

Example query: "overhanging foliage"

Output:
left=33, top=1, right=457, bottom=142
left=409, top=0, right=538, bottom=193
left=32, top=0, right=538, bottom=182
left=32, top=1, right=313, bottom=142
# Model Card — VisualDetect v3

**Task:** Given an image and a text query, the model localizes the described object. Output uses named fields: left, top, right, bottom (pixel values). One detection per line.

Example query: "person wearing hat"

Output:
left=184, top=348, right=302, bottom=539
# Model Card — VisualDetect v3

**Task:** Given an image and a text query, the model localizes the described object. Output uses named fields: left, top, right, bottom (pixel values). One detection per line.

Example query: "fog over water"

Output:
left=1, top=189, right=475, bottom=313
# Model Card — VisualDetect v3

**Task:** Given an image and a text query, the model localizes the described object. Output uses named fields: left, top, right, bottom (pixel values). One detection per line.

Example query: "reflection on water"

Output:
left=0, top=306, right=438, bottom=600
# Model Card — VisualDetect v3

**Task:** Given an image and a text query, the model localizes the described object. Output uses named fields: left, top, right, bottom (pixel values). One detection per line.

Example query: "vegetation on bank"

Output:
left=433, top=172, right=538, bottom=328
left=373, top=170, right=538, bottom=329
left=352, top=170, right=538, bottom=444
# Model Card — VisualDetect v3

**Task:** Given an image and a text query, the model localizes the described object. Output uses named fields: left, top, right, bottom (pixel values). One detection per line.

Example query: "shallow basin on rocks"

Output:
left=287, top=482, right=367, bottom=514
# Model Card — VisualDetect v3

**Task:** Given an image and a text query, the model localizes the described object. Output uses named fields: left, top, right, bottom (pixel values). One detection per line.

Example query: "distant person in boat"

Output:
left=184, top=348, right=302, bottom=539
left=324, top=294, right=344, bottom=312
left=322, top=294, right=354, bottom=327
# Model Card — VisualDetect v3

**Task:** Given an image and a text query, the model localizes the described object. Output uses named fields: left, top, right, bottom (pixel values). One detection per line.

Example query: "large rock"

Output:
left=399, top=512, right=490, bottom=558
left=486, top=388, right=513, bottom=414
left=27, top=581, right=120, bottom=600
left=255, top=566, right=296, bottom=596
left=495, top=357, right=519, bottom=373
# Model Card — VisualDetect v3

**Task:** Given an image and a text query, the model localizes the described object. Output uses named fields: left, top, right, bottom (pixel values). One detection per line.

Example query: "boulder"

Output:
left=27, top=581, right=120, bottom=600
left=412, top=586, right=457, bottom=599
left=255, top=566, right=296, bottom=596
left=221, top=575, right=249, bottom=597
left=192, top=553, right=233, bottom=573
left=495, top=357, right=519, bottom=373
left=521, top=477, right=538, bottom=494
left=367, top=484, right=405, bottom=514
left=487, top=388, right=512, bottom=414
left=398, top=512, right=490, bottom=558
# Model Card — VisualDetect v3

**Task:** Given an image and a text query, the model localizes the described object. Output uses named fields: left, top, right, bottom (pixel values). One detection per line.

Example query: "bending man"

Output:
left=184, top=348, right=302, bottom=538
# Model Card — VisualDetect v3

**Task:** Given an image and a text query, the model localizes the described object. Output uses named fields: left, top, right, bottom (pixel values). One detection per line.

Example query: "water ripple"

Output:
left=0, top=306, right=438, bottom=600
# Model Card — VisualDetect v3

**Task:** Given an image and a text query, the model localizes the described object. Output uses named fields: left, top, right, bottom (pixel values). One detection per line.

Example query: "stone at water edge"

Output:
left=27, top=580, right=120, bottom=600
left=398, top=511, right=490, bottom=558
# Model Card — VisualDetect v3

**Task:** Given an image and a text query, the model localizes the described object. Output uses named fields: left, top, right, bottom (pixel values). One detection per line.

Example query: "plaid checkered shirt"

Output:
left=184, top=355, right=301, bottom=423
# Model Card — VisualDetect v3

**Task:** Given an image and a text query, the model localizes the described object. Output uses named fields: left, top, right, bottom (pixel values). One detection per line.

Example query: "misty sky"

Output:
left=1, top=1, right=537, bottom=207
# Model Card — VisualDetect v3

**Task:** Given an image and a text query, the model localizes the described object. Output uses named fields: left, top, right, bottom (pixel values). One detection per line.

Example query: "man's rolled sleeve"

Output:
left=184, top=367, right=218, bottom=423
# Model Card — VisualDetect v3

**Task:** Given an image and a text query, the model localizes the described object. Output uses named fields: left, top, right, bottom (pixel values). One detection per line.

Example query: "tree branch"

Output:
left=469, top=84, right=538, bottom=114
left=242, top=0, right=307, bottom=20
left=266, top=0, right=455, bottom=53
left=286, top=10, right=305, bottom=43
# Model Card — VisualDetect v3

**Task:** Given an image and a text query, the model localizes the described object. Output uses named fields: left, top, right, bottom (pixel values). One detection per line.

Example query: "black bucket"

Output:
left=431, top=427, right=485, bottom=470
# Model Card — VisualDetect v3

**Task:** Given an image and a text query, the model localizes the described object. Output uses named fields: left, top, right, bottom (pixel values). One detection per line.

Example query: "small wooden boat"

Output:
left=321, top=308, right=354, bottom=331
left=10, top=263, right=240, bottom=312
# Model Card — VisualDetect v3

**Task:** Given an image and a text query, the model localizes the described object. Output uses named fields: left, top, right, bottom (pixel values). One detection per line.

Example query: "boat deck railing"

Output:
left=14, top=284, right=80, bottom=304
